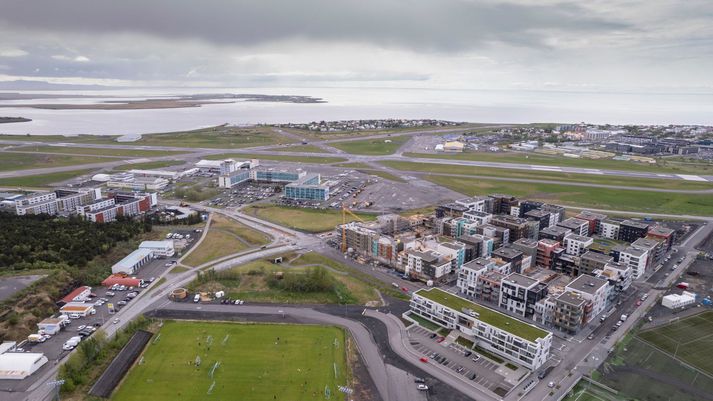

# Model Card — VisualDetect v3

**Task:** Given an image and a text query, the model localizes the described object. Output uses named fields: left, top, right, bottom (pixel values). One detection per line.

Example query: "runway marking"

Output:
left=530, top=166, right=561, bottom=171
left=677, top=174, right=707, bottom=181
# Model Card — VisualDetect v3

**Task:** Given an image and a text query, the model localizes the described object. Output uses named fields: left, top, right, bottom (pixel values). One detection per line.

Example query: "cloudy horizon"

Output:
left=0, top=0, right=712, bottom=93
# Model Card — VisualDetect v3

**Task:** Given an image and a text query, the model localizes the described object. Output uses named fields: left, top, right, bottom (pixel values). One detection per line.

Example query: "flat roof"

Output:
left=622, top=219, right=651, bottom=229
left=541, top=226, right=571, bottom=235
left=566, top=275, right=608, bottom=294
left=492, top=246, right=523, bottom=259
left=557, top=291, right=586, bottom=307
left=415, top=288, right=549, bottom=342
left=581, top=251, right=614, bottom=263
left=564, top=234, right=592, bottom=243
left=113, top=248, right=153, bottom=269
left=139, top=240, right=174, bottom=249
left=558, top=217, right=588, bottom=229
left=502, top=273, right=539, bottom=288
left=648, top=226, right=674, bottom=236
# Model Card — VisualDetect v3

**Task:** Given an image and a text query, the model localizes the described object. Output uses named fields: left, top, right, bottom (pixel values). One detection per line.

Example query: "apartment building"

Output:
left=458, top=234, right=494, bottom=261
left=458, top=259, right=491, bottom=298
left=463, top=210, right=493, bottom=226
left=599, top=220, right=621, bottom=240
left=575, top=211, right=607, bottom=236
left=14, top=192, right=58, bottom=216
left=455, top=196, right=491, bottom=213
left=77, top=192, right=156, bottom=223
left=579, top=251, right=614, bottom=275
left=476, top=223, right=510, bottom=246
left=402, top=249, right=452, bottom=280
left=499, top=273, right=548, bottom=318
left=435, top=202, right=469, bottom=218
left=524, top=209, right=551, bottom=230
left=512, top=238, right=538, bottom=270
left=492, top=246, right=524, bottom=273
left=646, top=226, right=676, bottom=251
left=593, top=261, right=632, bottom=305
left=488, top=194, right=519, bottom=215
left=477, top=271, right=506, bottom=304
left=539, top=225, right=572, bottom=242
left=410, top=288, right=552, bottom=370
left=536, top=239, right=562, bottom=269
left=491, top=214, right=539, bottom=241
left=540, top=204, right=566, bottom=227
left=619, top=220, right=651, bottom=243
left=250, top=168, right=306, bottom=183
left=565, top=275, right=609, bottom=322
left=553, top=292, right=587, bottom=334
left=563, top=234, right=593, bottom=256
left=557, top=217, right=589, bottom=237
left=618, top=246, right=649, bottom=279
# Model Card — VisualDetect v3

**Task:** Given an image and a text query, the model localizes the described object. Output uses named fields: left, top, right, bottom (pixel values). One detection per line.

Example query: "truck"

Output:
left=28, top=334, right=45, bottom=343
left=620, top=314, right=628, bottom=322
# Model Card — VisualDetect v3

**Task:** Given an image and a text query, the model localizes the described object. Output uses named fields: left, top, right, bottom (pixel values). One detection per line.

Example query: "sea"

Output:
left=0, top=87, right=712, bottom=136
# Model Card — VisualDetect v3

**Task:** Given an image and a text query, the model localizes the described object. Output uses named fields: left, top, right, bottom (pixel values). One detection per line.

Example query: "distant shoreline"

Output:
left=0, top=93, right=326, bottom=111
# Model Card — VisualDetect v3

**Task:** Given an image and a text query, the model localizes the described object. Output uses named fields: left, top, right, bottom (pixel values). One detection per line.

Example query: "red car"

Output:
left=636, top=300, right=642, bottom=306
left=419, top=357, right=428, bottom=363
left=401, top=287, right=409, bottom=293
left=436, top=336, right=445, bottom=343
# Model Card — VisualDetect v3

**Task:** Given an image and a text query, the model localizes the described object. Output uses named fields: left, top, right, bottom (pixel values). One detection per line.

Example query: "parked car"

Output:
left=417, top=384, right=429, bottom=391
left=419, top=357, right=428, bottom=363
left=113, top=318, right=120, bottom=324
left=436, top=337, right=445, bottom=343
left=414, top=377, right=425, bottom=384
left=469, top=372, right=477, bottom=380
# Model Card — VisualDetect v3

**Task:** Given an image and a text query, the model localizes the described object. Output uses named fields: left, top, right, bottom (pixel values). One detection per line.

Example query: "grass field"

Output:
left=114, top=160, right=187, bottom=171
left=268, top=144, right=330, bottom=153
left=404, top=151, right=713, bottom=174
left=243, top=204, right=376, bottom=233
left=183, top=215, right=270, bottom=267
left=206, top=152, right=347, bottom=164
left=111, top=321, right=348, bottom=401
left=562, top=379, right=623, bottom=401
left=425, top=175, right=713, bottom=216
left=0, top=168, right=96, bottom=187
left=638, top=311, right=713, bottom=376
left=14, top=145, right=187, bottom=158
left=133, top=126, right=294, bottom=148
left=0, top=152, right=111, bottom=172
left=195, top=251, right=381, bottom=305
left=380, top=160, right=713, bottom=190
left=330, top=135, right=410, bottom=155
left=0, top=133, right=119, bottom=144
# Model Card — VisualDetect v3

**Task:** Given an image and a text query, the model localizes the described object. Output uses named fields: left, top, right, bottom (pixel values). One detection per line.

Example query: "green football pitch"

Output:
left=638, top=311, right=713, bottom=376
left=111, top=321, right=348, bottom=401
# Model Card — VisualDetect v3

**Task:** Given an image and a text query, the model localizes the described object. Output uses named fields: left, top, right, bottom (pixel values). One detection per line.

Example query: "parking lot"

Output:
left=407, top=325, right=518, bottom=397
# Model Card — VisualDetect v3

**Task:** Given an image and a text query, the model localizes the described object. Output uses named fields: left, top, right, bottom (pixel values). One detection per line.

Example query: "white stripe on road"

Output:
left=530, top=166, right=562, bottom=171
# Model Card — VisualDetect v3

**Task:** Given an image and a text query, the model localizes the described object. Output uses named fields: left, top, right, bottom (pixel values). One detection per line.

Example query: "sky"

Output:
left=0, top=0, right=711, bottom=93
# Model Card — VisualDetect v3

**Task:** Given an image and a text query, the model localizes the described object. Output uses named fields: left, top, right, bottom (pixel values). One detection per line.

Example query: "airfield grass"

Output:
left=114, top=160, right=187, bottom=171
left=133, top=126, right=294, bottom=148
left=183, top=215, right=270, bottom=267
left=14, top=145, right=187, bottom=158
left=381, top=160, right=713, bottom=190
left=267, top=144, right=330, bottom=153
left=243, top=204, right=376, bottom=233
left=0, top=152, right=111, bottom=172
left=206, top=152, right=347, bottom=164
left=561, top=379, right=623, bottom=401
left=330, top=135, right=410, bottom=155
left=425, top=175, right=713, bottom=216
left=404, top=151, right=713, bottom=174
left=0, top=133, right=119, bottom=144
left=638, top=311, right=713, bottom=376
left=111, top=321, right=348, bottom=401
left=0, top=168, right=95, bottom=187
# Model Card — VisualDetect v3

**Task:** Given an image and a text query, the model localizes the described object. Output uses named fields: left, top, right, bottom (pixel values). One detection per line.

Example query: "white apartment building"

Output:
left=618, top=246, right=649, bottom=279
left=410, top=288, right=552, bottom=370
left=463, top=211, right=492, bottom=226
left=14, top=192, right=58, bottom=215
left=599, top=220, right=621, bottom=240
left=563, top=234, right=593, bottom=256
left=558, top=218, right=589, bottom=236
left=403, top=250, right=452, bottom=279
left=455, top=197, right=489, bottom=212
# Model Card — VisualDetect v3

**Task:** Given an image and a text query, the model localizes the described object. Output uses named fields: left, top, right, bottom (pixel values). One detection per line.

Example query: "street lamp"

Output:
left=46, top=379, right=65, bottom=401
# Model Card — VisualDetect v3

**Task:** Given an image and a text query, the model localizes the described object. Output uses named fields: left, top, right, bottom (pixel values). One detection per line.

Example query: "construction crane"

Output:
left=341, top=203, right=366, bottom=253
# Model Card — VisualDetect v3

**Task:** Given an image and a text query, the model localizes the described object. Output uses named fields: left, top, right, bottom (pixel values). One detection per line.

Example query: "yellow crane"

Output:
left=341, top=203, right=366, bottom=253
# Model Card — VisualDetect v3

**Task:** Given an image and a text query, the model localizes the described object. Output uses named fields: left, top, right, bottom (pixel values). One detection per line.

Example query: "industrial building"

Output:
left=410, top=288, right=552, bottom=370
left=0, top=342, right=47, bottom=380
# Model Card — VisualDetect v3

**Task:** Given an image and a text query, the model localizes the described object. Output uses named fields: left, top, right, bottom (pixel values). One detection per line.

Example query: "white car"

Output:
left=77, top=325, right=87, bottom=331
left=417, top=384, right=429, bottom=391
left=62, top=344, right=75, bottom=351
left=113, top=318, right=120, bottom=324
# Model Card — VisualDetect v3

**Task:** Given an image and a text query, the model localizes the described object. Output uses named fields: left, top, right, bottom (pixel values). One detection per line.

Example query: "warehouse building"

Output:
left=0, top=342, right=48, bottom=380
left=662, top=292, right=696, bottom=309
left=111, top=248, right=154, bottom=274
left=410, top=288, right=552, bottom=370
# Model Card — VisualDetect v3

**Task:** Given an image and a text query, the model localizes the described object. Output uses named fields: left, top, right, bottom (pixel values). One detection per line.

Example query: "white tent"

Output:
left=0, top=343, right=48, bottom=380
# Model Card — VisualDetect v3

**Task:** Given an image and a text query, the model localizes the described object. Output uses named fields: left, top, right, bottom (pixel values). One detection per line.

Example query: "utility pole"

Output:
left=46, top=379, right=65, bottom=401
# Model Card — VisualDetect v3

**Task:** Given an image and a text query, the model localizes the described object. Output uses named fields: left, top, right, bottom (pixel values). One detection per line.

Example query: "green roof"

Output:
left=415, top=288, right=549, bottom=342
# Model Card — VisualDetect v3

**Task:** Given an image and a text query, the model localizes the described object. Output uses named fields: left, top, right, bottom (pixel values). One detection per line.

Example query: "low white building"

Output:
left=662, top=291, right=696, bottom=309
left=111, top=248, right=154, bottom=274
left=139, top=240, right=175, bottom=257
left=0, top=342, right=48, bottom=380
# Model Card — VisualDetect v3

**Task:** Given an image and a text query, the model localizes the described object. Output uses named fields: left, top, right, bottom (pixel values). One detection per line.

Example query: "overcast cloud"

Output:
left=0, top=0, right=711, bottom=91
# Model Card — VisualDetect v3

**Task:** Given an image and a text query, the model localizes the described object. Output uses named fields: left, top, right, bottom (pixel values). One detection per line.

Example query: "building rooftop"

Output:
left=581, top=251, right=614, bottom=264
left=415, top=288, right=549, bottom=342
left=565, top=234, right=593, bottom=243
left=492, top=246, right=523, bottom=259
left=139, top=240, right=174, bottom=249
left=112, top=248, right=153, bottom=271
left=525, top=209, right=550, bottom=219
left=556, top=291, right=587, bottom=307
left=502, top=273, right=539, bottom=288
left=558, top=218, right=588, bottom=230
left=632, top=238, right=661, bottom=250
left=576, top=211, right=608, bottom=221
left=541, top=226, right=572, bottom=236
left=513, top=238, right=538, bottom=248
left=566, top=275, right=608, bottom=294
left=622, top=219, right=651, bottom=230
left=621, top=246, right=647, bottom=257
left=648, top=226, right=675, bottom=237
left=462, top=258, right=491, bottom=272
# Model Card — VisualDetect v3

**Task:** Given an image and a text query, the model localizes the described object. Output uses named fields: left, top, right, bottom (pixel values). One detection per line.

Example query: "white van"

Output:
left=193, top=294, right=200, bottom=303
left=68, top=313, right=81, bottom=319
